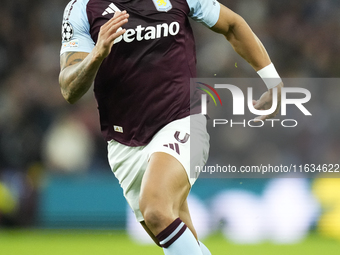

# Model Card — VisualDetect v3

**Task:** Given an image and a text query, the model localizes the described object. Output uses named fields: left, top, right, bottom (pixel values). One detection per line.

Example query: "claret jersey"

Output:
left=61, top=0, right=220, bottom=146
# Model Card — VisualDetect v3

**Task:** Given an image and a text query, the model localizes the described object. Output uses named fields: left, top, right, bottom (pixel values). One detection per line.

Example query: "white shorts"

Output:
left=107, top=114, right=210, bottom=222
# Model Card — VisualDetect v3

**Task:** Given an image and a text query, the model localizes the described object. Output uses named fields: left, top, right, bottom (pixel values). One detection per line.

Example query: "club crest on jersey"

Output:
left=152, top=0, right=172, bottom=12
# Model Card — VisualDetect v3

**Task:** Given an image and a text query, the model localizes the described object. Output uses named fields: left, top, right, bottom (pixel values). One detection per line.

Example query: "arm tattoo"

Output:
left=69, top=59, right=83, bottom=66
left=60, top=52, right=85, bottom=71
left=65, top=52, right=77, bottom=63
left=59, top=51, right=94, bottom=102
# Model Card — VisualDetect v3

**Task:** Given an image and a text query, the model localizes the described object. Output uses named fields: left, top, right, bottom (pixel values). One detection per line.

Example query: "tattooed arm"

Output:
left=59, top=51, right=91, bottom=103
left=59, top=11, right=128, bottom=104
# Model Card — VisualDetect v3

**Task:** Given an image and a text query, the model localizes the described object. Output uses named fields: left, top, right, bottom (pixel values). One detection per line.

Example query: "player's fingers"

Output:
left=254, top=114, right=268, bottom=122
left=258, top=108, right=279, bottom=121
left=110, top=10, right=127, bottom=22
left=253, top=99, right=265, bottom=110
left=104, top=19, right=128, bottom=36
left=114, top=10, right=126, bottom=17
left=253, top=116, right=262, bottom=122
left=100, top=19, right=128, bottom=45
left=106, top=19, right=128, bottom=42
left=252, top=100, right=257, bottom=106
left=99, top=18, right=126, bottom=40
left=111, top=11, right=128, bottom=24
left=102, top=11, right=128, bottom=30
left=110, top=12, right=129, bottom=26
left=107, top=17, right=129, bottom=35
left=108, top=27, right=126, bottom=42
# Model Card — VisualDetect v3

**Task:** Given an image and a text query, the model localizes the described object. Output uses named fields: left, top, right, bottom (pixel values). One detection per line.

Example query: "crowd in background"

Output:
left=0, top=0, right=340, bottom=226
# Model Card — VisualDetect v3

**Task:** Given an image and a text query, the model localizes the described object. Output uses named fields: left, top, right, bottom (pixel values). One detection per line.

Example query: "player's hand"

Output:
left=252, top=82, right=283, bottom=122
left=95, top=11, right=129, bottom=59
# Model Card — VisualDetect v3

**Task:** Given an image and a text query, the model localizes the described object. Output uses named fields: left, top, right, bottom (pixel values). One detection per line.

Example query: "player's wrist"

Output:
left=91, top=46, right=109, bottom=63
left=257, top=63, right=282, bottom=90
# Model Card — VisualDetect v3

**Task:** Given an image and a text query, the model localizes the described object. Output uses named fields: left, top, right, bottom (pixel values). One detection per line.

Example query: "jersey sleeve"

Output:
left=186, top=0, right=221, bottom=27
left=60, top=0, right=94, bottom=55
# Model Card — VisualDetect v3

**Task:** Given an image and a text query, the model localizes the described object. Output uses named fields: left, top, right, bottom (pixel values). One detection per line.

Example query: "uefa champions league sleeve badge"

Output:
left=152, top=0, right=172, bottom=12
left=62, top=21, right=74, bottom=42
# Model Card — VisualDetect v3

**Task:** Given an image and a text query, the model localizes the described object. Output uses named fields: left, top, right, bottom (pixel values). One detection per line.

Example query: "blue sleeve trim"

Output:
left=186, top=0, right=220, bottom=27
left=60, top=0, right=94, bottom=55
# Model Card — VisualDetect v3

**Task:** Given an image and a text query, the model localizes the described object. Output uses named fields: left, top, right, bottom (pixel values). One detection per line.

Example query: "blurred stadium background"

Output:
left=1, top=0, right=340, bottom=254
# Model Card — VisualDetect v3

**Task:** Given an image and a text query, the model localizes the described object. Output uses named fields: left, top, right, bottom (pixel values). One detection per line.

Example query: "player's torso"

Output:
left=84, top=0, right=197, bottom=146
left=61, top=0, right=219, bottom=146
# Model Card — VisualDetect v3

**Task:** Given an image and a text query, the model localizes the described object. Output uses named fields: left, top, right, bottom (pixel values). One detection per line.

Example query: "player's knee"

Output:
left=141, top=206, right=173, bottom=232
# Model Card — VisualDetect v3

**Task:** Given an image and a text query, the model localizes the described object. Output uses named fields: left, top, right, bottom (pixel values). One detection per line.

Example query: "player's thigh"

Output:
left=139, top=152, right=190, bottom=221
